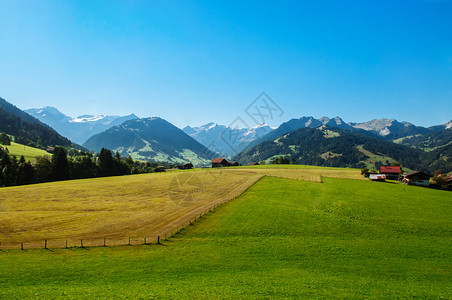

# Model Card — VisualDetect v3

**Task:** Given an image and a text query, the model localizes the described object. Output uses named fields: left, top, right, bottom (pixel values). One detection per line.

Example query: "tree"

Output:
left=17, top=157, right=34, bottom=185
left=34, top=156, right=54, bottom=182
left=434, top=169, right=443, bottom=177
left=361, top=168, right=370, bottom=177
left=98, top=148, right=114, bottom=176
left=290, top=157, right=297, bottom=164
left=0, top=133, right=11, bottom=145
left=52, top=146, right=70, bottom=180
left=272, top=157, right=290, bottom=164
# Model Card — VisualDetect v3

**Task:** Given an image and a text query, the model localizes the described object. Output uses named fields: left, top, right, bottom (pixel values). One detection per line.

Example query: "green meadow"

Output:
left=1, top=175, right=450, bottom=299
left=0, top=142, right=50, bottom=162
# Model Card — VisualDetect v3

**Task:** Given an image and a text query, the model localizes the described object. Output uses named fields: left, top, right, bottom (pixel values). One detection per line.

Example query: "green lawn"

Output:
left=0, top=177, right=451, bottom=298
left=0, top=142, right=50, bottom=162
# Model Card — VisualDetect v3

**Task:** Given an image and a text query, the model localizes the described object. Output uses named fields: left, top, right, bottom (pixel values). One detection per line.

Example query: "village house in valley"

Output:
left=379, top=166, right=401, bottom=180
left=211, top=158, right=229, bottom=168
left=211, top=158, right=241, bottom=167
left=402, top=171, right=431, bottom=187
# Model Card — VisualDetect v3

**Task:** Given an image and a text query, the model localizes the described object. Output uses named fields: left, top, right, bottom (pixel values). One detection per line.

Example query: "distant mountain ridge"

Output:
left=244, top=116, right=450, bottom=150
left=26, top=106, right=138, bottom=144
left=183, top=122, right=274, bottom=158
left=0, top=97, right=74, bottom=148
left=83, top=117, right=215, bottom=166
left=234, top=126, right=432, bottom=171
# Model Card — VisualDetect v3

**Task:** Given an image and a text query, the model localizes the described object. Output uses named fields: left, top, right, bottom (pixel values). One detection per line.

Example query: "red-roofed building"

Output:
left=380, top=166, right=401, bottom=180
left=212, top=158, right=229, bottom=168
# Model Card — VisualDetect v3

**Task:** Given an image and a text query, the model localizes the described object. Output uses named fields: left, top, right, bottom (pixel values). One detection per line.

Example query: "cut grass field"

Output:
left=0, top=169, right=263, bottom=248
left=0, top=166, right=361, bottom=248
left=0, top=175, right=450, bottom=298
left=0, top=142, right=50, bottom=162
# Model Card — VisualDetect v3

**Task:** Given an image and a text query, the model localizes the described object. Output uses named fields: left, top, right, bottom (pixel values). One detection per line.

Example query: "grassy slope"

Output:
left=1, top=176, right=450, bottom=298
left=0, top=142, right=50, bottom=162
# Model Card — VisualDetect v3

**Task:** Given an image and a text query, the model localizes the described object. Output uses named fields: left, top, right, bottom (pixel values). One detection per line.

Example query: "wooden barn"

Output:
left=247, top=162, right=259, bottom=166
left=402, top=171, right=431, bottom=187
left=177, top=163, right=193, bottom=170
left=228, top=161, right=239, bottom=167
left=379, top=166, right=401, bottom=180
left=212, top=158, right=229, bottom=168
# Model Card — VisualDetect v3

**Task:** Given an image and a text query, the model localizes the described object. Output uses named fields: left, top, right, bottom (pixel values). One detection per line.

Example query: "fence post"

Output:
left=65, top=240, right=68, bottom=249
left=44, top=240, right=47, bottom=249
left=144, top=237, right=146, bottom=245
left=21, top=242, right=24, bottom=250
left=157, top=235, right=160, bottom=244
left=128, top=237, right=131, bottom=245
left=104, top=238, right=106, bottom=247
left=80, top=239, right=83, bottom=248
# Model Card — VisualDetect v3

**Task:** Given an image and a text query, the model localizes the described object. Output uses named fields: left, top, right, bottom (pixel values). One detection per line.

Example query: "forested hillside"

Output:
left=235, top=126, right=427, bottom=171
left=0, top=97, right=73, bottom=148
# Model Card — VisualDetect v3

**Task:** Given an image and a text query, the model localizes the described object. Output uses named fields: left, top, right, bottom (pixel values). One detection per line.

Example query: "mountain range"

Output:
left=26, top=106, right=138, bottom=144
left=83, top=117, right=215, bottom=166
left=234, top=125, right=452, bottom=173
left=1, top=97, right=451, bottom=171
left=183, top=123, right=274, bottom=158
left=0, top=98, right=74, bottom=148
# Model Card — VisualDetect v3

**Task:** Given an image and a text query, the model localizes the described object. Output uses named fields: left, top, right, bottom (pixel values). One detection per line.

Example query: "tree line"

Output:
left=0, top=146, right=172, bottom=187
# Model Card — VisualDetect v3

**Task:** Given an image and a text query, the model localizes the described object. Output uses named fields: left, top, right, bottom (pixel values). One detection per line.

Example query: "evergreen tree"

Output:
left=34, top=156, right=54, bottom=182
left=17, top=156, right=34, bottom=185
left=0, top=133, right=11, bottom=145
left=98, top=148, right=114, bottom=176
left=52, top=146, right=70, bottom=180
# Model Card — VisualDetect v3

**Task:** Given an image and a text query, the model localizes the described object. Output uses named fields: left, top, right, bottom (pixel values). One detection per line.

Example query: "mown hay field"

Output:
left=0, top=166, right=361, bottom=248
left=0, top=168, right=262, bottom=248
left=0, top=176, right=450, bottom=298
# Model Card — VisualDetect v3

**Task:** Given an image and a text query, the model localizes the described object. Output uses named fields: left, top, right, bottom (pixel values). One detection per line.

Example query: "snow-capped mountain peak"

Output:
left=70, top=115, right=107, bottom=123
left=446, top=120, right=452, bottom=129
left=26, top=107, right=138, bottom=144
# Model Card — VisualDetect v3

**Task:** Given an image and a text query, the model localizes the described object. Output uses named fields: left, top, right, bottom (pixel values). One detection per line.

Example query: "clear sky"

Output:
left=1, top=0, right=451, bottom=128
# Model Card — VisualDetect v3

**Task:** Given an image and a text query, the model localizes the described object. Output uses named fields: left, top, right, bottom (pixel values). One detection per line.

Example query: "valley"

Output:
left=0, top=167, right=450, bottom=298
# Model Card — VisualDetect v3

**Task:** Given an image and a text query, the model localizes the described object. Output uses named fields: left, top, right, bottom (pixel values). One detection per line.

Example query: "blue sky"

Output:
left=0, top=0, right=451, bottom=128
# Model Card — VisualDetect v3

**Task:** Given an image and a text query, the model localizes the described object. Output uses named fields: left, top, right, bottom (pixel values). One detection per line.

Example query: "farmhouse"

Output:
left=212, top=158, right=229, bottom=168
left=402, top=171, right=431, bottom=187
left=380, top=166, right=401, bottom=180
left=247, top=162, right=259, bottom=166
left=228, top=161, right=239, bottom=167
left=177, top=163, right=193, bottom=170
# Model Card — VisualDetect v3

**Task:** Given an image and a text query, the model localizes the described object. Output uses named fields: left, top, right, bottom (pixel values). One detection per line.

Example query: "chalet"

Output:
left=212, top=158, right=229, bottom=168
left=228, top=161, right=239, bottom=167
left=46, top=147, right=54, bottom=154
left=177, top=163, right=193, bottom=170
left=402, top=171, right=431, bottom=187
left=379, top=166, right=401, bottom=180
left=369, top=174, right=386, bottom=181
left=247, top=162, right=259, bottom=166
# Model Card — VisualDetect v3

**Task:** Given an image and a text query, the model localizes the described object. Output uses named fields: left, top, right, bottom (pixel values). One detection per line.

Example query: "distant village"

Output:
left=366, top=165, right=451, bottom=190
left=177, top=158, right=452, bottom=191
